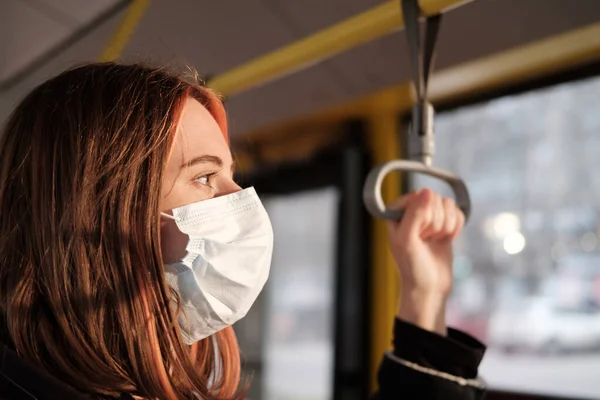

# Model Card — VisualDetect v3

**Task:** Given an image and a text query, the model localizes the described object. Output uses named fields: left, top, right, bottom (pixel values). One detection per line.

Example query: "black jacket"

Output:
left=1, top=319, right=486, bottom=399
left=373, top=318, right=486, bottom=400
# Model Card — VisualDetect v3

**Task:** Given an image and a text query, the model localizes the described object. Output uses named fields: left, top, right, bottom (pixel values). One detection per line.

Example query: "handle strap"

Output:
left=402, top=0, right=442, bottom=109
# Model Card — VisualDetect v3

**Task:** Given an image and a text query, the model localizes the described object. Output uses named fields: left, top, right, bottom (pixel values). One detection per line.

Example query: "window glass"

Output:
left=413, top=75, right=600, bottom=399
left=236, top=187, right=339, bottom=400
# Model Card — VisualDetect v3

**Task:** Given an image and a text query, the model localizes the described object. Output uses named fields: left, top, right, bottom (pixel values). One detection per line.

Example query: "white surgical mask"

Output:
left=161, top=187, right=273, bottom=344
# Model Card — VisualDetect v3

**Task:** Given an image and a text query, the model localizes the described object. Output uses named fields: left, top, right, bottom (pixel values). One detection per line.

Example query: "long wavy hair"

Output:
left=0, top=63, right=243, bottom=399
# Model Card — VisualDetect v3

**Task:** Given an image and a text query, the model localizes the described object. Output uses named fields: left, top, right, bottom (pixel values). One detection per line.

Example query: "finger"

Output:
left=397, top=188, right=433, bottom=241
left=452, top=205, right=466, bottom=239
left=436, top=197, right=458, bottom=240
left=386, top=190, right=421, bottom=237
left=422, top=191, right=444, bottom=240
left=387, top=190, right=421, bottom=212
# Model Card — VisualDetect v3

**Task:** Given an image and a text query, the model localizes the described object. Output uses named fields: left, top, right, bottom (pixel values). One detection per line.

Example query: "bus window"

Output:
left=412, top=74, right=600, bottom=399
left=236, top=187, right=339, bottom=400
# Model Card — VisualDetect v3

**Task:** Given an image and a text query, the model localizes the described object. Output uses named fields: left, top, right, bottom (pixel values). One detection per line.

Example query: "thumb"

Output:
left=386, top=191, right=420, bottom=213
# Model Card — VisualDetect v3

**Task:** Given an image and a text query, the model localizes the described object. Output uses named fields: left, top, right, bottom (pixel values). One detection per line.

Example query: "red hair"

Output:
left=0, top=63, right=244, bottom=399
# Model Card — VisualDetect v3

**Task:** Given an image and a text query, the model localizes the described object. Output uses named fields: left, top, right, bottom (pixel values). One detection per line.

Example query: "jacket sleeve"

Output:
left=372, top=318, right=487, bottom=400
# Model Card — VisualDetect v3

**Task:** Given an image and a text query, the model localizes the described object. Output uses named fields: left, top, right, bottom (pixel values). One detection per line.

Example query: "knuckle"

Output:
left=416, top=206, right=432, bottom=223
left=414, top=198, right=430, bottom=213
left=434, top=219, right=444, bottom=230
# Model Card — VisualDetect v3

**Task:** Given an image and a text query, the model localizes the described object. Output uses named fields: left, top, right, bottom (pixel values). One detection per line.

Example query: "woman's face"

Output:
left=160, top=97, right=240, bottom=263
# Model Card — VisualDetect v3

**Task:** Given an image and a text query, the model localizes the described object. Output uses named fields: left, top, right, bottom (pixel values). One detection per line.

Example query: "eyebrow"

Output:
left=180, top=155, right=223, bottom=169
left=180, top=154, right=236, bottom=174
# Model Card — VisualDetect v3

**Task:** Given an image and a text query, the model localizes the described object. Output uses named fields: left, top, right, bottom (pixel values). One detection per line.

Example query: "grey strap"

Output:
left=402, top=0, right=441, bottom=108
left=362, top=1, right=471, bottom=221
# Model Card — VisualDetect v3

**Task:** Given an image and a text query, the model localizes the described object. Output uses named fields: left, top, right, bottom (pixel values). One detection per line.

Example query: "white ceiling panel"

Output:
left=0, top=5, right=123, bottom=124
left=267, top=0, right=389, bottom=35
left=123, top=0, right=303, bottom=75
left=28, top=0, right=123, bottom=25
left=1, top=0, right=600, bottom=137
left=0, top=0, right=126, bottom=87
left=224, top=0, right=600, bottom=135
left=0, top=0, right=70, bottom=82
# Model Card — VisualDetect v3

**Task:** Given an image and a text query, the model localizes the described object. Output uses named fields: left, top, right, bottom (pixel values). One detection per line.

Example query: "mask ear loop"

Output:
left=160, top=212, right=178, bottom=221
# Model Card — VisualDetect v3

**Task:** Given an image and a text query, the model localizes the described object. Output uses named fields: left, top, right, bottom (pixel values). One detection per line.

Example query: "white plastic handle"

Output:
left=363, top=160, right=471, bottom=221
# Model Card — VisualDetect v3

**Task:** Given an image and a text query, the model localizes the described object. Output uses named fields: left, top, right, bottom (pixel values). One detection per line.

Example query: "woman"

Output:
left=0, top=63, right=485, bottom=399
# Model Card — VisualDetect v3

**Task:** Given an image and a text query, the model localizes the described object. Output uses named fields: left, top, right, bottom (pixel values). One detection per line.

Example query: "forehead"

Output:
left=170, top=98, right=231, bottom=164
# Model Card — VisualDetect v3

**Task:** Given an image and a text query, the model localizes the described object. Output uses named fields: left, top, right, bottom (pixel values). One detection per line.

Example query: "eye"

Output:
left=194, top=172, right=218, bottom=188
